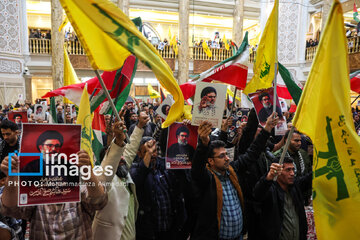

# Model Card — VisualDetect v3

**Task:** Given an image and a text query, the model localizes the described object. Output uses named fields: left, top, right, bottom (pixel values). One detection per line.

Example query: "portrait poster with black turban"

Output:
left=249, top=87, right=287, bottom=135
left=7, top=111, right=28, bottom=124
left=17, top=124, right=81, bottom=206
left=248, top=87, right=284, bottom=126
left=166, top=123, right=198, bottom=169
left=192, top=82, right=227, bottom=129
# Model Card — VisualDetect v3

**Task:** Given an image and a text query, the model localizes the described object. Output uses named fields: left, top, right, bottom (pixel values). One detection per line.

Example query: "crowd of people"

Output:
left=0, top=96, right=322, bottom=240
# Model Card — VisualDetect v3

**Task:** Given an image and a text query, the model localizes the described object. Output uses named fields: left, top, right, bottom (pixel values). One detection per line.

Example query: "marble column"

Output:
left=321, top=0, right=332, bottom=31
left=178, top=0, right=190, bottom=85
left=232, top=0, right=244, bottom=44
left=51, top=0, right=64, bottom=90
left=24, top=75, right=33, bottom=103
left=117, top=0, right=130, bottom=16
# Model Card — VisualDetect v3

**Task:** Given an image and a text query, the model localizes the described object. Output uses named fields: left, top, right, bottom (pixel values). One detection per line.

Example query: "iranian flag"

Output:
left=180, top=33, right=250, bottom=100
left=350, top=70, right=360, bottom=93
left=92, top=105, right=106, bottom=165
left=277, top=62, right=303, bottom=105
left=42, top=55, right=137, bottom=112
left=354, top=2, right=360, bottom=23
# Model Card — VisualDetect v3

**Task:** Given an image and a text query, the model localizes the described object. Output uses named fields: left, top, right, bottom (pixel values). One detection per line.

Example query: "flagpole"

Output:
left=94, top=70, right=131, bottom=143
left=273, top=62, right=278, bottom=114
left=273, top=0, right=279, bottom=115
left=273, top=126, right=295, bottom=181
left=351, top=94, right=360, bottom=105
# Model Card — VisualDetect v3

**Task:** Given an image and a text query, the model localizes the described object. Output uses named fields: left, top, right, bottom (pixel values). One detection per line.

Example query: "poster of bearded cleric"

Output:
left=17, top=124, right=81, bottom=206
left=192, top=82, right=227, bottom=129
left=248, top=87, right=283, bottom=126
left=7, top=111, right=28, bottom=124
left=166, top=123, right=198, bottom=169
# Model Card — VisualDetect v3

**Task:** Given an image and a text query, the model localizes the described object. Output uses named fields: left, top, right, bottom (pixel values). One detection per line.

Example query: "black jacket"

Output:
left=130, top=157, right=186, bottom=239
left=253, top=172, right=312, bottom=240
left=190, top=129, right=271, bottom=240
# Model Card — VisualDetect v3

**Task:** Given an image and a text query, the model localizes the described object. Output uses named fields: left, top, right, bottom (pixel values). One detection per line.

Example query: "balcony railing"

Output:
left=29, top=38, right=52, bottom=54
left=306, top=35, right=360, bottom=61
left=29, top=38, right=256, bottom=63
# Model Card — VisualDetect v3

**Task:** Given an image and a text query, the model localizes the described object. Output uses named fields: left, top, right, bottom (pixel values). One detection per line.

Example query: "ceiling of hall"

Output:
left=27, top=0, right=261, bottom=19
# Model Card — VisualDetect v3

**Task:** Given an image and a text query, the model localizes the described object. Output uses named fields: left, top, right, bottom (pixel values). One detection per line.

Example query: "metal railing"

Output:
left=29, top=38, right=256, bottom=63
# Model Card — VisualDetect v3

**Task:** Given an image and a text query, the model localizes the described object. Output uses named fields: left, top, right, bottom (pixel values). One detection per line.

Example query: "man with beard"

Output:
left=0, top=121, right=19, bottom=167
left=130, top=137, right=186, bottom=240
left=196, top=86, right=217, bottom=116
left=257, top=92, right=283, bottom=124
left=167, top=125, right=195, bottom=163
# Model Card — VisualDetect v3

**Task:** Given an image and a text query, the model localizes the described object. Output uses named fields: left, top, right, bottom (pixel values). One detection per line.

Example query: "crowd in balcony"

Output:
left=305, top=38, right=319, bottom=48
left=29, top=29, right=51, bottom=40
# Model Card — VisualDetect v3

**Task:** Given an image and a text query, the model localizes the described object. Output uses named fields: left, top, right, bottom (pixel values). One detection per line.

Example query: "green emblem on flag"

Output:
left=260, top=57, right=270, bottom=79
left=314, top=116, right=349, bottom=201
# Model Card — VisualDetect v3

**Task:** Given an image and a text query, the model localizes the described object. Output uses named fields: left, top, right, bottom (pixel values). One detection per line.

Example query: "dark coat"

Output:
left=253, top=172, right=312, bottom=240
left=130, top=157, right=186, bottom=239
left=190, top=129, right=271, bottom=240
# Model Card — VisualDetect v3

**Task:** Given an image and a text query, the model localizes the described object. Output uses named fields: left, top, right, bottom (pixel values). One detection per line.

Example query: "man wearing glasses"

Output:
left=257, top=92, right=283, bottom=124
left=191, top=113, right=278, bottom=240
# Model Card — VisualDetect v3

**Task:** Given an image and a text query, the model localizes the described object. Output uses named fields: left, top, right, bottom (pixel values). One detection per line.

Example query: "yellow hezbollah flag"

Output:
left=59, top=0, right=184, bottom=128
left=227, top=87, right=241, bottom=101
left=168, top=27, right=172, bottom=41
left=77, top=85, right=94, bottom=167
left=202, top=41, right=212, bottom=58
left=293, top=1, right=360, bottom=239
left=243, top=0, right=278, bottom=94
left=58, top=16, right=69, bottom=32
left=148, top=83, right=161, bottom=98
left=223, top=34, right=229, bottom=51
left=63, top=46, right=80, bottom=104
left=170, top=35, right=178, bottom=55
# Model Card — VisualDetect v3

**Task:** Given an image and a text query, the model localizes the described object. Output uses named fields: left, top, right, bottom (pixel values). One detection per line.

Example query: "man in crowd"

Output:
left=56, top=106, right=64, bottom=123
left=130, top=136, right=186, bottom=240
left=167, top=125, right=195, bottom=163
left=93, top=114, right=148, bottom=240
left=274, top=130, right=312, bottom=178
left=190, top=112, right=278, bottom=240
left=128, top=111, right=156, bottom=137
left=0, top=121, right=19, bottom=166
left=257, top=92, right=283, bottom=124
left=253, top=158, right=312, bottom=240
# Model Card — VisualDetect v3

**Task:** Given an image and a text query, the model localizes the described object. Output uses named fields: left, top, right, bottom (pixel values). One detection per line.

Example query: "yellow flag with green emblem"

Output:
left=223, top=34, right=229, bottom=51
left=59, top=0, right=184, bottom=128
left=77, top=85, right=94, bottom=167
left=202, top=41, right=212, bottom=58
left=148, top=83, right=160, bottom=99
left=293, top=1, right=360, bottom=239
left=63, top=46, right=80, bottom=104
left=243, top=0, right=278, bottom=94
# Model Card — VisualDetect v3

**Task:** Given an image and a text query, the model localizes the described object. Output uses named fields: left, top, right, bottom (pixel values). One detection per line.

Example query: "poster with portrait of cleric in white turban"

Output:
left=192, top=82, right=227, bottom=129
left=156, top=95, right=174, bottom=120
left=34, top=104, right=47, bottom=120
left=17, top=124, right=81, bottom=206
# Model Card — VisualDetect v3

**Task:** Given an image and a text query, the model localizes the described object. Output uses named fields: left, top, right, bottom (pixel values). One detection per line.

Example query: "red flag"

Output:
left=351, top=73, right=360, bottom=94
left=179, top=82, right=196, bottom=100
